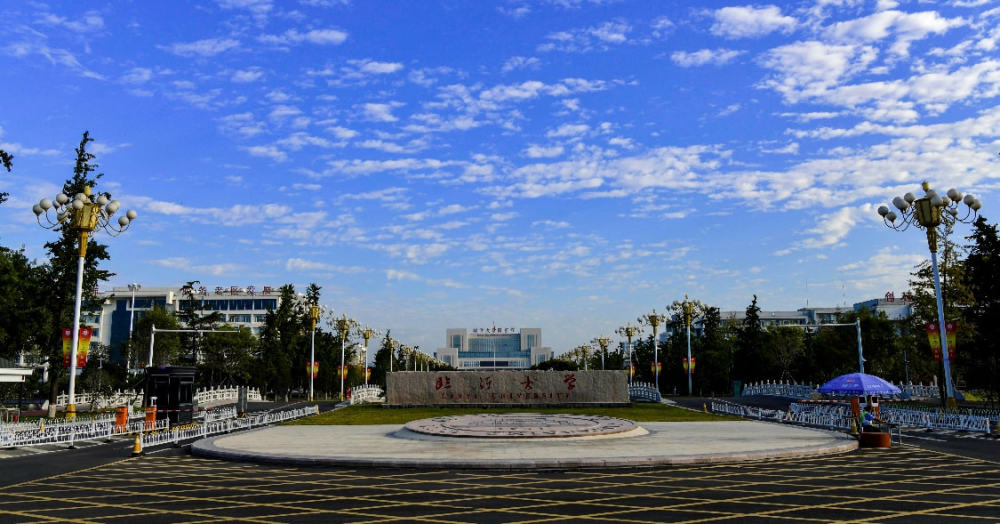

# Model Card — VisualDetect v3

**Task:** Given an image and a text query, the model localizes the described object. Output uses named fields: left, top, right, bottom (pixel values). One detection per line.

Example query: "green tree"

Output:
left=176, top=281, right=224, bottom=363
left=963, top=216, right=1000, bottom=403
left=734, top=295, right=772, bottom=382
left=256, top=284, right=306, bottom=399
left=699, top=306, right=734, bottom=395
left=371, top=331, right=395, bottom=388
left=40, top=132, right=115, bottom=408
left=767, top=326, right=805, bottom=382
left=199, top=326, right=257, bottom=388
left=133, top=307, right=181, bottom=366
left=0, top=247, right=51, bottom=362
left=0, top=147, right=11, bottom=204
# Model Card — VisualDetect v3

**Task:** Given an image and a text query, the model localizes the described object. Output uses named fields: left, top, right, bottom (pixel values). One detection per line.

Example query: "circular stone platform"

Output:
left=404, top=413, right=638, bottom=438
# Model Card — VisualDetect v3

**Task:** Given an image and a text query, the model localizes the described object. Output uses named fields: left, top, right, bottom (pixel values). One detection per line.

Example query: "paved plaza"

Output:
left=192, top=419, right=858, bottom=469
left=1, top=445, right=999, bottom=522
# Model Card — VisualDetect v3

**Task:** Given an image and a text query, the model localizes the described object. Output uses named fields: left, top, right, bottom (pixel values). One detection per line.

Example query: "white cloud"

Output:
left=38, top=10, right=104, bottom=32
left=161, top=38, right=240, bottom=57
left=121, top=67, right=153, bottom=85
left=524, top=145, right=565, bottom=158
left=671, top=48, right=744, bottom=67
left=362, top=102, right=403, bottom=122
left=243, top=145, right=288, bottom=162
left=351, top=59, right=403, bottom=74
left=826, top=10, right=964, bottom=56
left=502, top=56, right=541, bottom=73
left=231, top=69, right=264, bottom=83
left=711, top=5, right=797, bottom=39
left=285, top=258, right=367, bottom=274
left=546, top=123, right=589, bottom=138
left=258, top=28, right=348, bottom=46
left=538, top=20, right=632, bottom=52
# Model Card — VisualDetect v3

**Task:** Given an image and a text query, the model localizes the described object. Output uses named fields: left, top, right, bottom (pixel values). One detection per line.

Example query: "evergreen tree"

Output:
left=0, top=147, right=11, bottom=204
left=40, top=132, right=115, bottom=407
left=256, top=284, right=306, bottom=399
left=699, top=306, right=734, bottom=395
left=963, top=216, right=1000, bottom=403
left=734, top=295, right=771, bottom=382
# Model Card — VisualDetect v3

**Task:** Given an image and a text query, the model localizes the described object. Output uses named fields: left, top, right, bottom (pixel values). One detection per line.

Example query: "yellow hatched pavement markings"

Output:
left=0, top=492, right=282, bottom=524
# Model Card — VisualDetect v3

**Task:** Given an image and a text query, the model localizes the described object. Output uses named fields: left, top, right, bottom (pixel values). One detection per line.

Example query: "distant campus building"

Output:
left=83, top=284, right=285, bottom=365
left=435, top=327, right=554, bottom=370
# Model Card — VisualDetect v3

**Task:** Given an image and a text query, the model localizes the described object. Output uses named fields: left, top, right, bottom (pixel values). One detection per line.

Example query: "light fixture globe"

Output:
left=56, top=193, right=69, bottom=205
left=40, top=198, right=52, bottom=210
left=903, top=192, right=916, bottom=203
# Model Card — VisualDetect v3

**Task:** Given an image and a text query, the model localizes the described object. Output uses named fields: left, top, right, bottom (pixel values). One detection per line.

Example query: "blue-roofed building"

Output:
left=435, top=327, right=554, bottom=370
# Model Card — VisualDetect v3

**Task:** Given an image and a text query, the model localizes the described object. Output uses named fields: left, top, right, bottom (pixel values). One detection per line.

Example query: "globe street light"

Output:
left=33, top=185, right=136, bottom=420
left=308, top=304, right=327, bottom=402
left=615, top=322, right=642, bottom=384
left=334, top=313, right=357, bottom=401
left=671, top=295, right=704, bottom=396
left=127, top=283, right=141, bottom=373
left=638, top=309, right=667, bottom=391
left=591, top=336, right=611, bottom=370
left=878, top=181, right=981, bottom=406
left=361, top=325, right=378, bottom=385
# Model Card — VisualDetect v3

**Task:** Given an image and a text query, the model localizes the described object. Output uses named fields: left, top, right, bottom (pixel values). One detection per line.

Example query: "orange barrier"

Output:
left=144, top=406, right=156, bottom=430
left=115, top=406, right=128, bottom=432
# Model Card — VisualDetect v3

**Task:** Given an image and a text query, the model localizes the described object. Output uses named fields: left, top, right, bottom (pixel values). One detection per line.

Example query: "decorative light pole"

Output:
left=615, top=322, right=642, bottom=384
left=334, top=313, right=355, bottom=401
left=308, top=304, right=326, bottom=402
left=361, top=326, right=377, bottom=385
left=671, top=295, right=704, bottom=395
left=127, top=283, right=141, bottom=373
left=592, top=336, right=611, bottom=370
left=878, top=181, right=981, bottom=406
left=389, top=338, right=396, bottom=373
left=638, top=309, right=667, bottom=391
left=33, top=186, right=136, bottom=420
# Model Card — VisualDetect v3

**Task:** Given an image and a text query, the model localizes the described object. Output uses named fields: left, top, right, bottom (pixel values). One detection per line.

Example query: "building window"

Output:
left=443, top=355, right=453, bottom=366
left=451, top=334, right=461, bottom=348
left=254, top=314, right=268, bottom=323
left=228, top=314, right=251, bottom=323
left=526, top=334, right=536, bottom=348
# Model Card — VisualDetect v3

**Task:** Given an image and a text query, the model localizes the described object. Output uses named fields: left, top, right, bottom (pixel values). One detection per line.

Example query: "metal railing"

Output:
left=629, top=381, right=661, bottom=402
left=47, top=386, right=264, bottom=409
left=350, top=385, right=384, bottom=405
left=1, top=417, right=168, bottom=448
left=141, top=405, right=319, bottom=448
left=741, top=380, right=945, bottom=400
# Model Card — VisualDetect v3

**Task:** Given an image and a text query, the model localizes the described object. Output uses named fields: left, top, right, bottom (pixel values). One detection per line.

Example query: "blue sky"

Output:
left=2, top=0, right=999, bottom=354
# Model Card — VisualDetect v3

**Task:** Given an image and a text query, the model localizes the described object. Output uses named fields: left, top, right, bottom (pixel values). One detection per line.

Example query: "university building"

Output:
left=82, top=284, right=286, bottom=365
left=435, top=327, right=554, bottom=370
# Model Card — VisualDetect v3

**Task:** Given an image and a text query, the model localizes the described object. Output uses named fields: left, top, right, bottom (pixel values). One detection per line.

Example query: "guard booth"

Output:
left=144, top=366, right=196, bottom=424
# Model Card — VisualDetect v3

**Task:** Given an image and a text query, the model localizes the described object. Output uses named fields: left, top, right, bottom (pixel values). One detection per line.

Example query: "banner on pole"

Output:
left=365, top=367, right=371, bottom=381
left=650, top=361, right=661, bottom=376
left=927, top=322, right=956, bottom=361
left=307, top=361, right=319, bottom=378
left=682, top=357, right=696, bottom=375
left=62, top=328, right=92, bottom=367
left=338, top=365, right=348, bottom=380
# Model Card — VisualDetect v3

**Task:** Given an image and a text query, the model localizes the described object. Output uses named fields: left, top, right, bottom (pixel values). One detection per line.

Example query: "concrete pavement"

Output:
left=192, top=418, right=857, bottom=469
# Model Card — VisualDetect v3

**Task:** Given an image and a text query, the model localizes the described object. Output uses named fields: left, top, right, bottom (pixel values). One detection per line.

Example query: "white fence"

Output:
left=350, top=385, right=384, bottom=405
left=742, top=380, right=943, bottom=400
left=1, top=417, right=168, bottom=448
left=48, top=386, right=264, bottom=409
left=628, top=381, right=662, bottom=402
left=141, top=405, right=319, bottom=448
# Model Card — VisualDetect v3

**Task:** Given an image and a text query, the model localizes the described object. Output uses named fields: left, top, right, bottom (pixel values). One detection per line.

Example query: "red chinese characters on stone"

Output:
left=520, top=376, right=534, bottom=390
left=479, top=377, right=492, bottom=390
left=435, top=377, right=452, bottom=390
left=563, top=373, right=576, bottom=391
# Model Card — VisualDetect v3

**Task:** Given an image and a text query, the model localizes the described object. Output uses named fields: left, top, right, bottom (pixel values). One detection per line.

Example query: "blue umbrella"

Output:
left=817, top=372, right=902, bottom=396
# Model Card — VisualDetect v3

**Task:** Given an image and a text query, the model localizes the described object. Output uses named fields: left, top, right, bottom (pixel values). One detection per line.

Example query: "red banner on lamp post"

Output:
left=682, top=357, right=696, bottom=375
left=62, top=328, right=92, bottom=368
left=927, top=322, right=956, bottom=361
left=306, top=361, right=319, bottom=378
left=650, top=361, right=661, bottom=376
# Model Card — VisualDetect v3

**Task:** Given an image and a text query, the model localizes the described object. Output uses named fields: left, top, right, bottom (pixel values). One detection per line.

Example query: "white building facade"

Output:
left=435, top=327, right=554, bottom=370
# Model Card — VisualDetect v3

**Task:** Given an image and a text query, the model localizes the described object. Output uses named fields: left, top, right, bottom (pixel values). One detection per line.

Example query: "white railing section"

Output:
left=1, top=418, right=168, bottom=448
left=48, top=389, right=143, bottom=409
left=350, top=385, right=384, bottom=405
left=194, top=386, right=263, bottom=404
left=47, top=386, right=264, bottom=409
left=880, top=407, right=992, bottom=434
left=200, top=407, right=237, bottom=423
left=741, top=380, right=945, bottom=400
left=628, top=381, right=662, bottom=402
left=141, top=405, right=319, bottom=448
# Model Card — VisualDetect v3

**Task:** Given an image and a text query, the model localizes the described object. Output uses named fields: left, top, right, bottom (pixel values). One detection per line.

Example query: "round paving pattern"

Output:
left=402, top=413, right=639, bottom=438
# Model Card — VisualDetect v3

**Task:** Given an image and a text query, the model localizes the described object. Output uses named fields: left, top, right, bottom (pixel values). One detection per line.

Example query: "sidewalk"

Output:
left=192, top=420, right=857, bottom=469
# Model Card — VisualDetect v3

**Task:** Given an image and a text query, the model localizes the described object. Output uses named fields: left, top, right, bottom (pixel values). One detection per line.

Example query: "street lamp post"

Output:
left=308, top=305, right=325, bottom=402
left=335, top=313, right=355, bottom=401
left=638, top=309, right=667, bottom=391
left=671, top=295, right=703, bottom=396
left=878, top=181, right=981, bottom=406
left=33, top=186, right=136, bottom=420
left=362, top=326, right=377, bottom=385
left=615, top=323, right=641, bottom=385
left=127, top=283, right=140, bottom=373
left=592, top=336, right=611, bottom=370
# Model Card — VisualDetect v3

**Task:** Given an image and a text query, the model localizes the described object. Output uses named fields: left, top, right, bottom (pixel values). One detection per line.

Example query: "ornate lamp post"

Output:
left=33, top=186, right=136, bottom=420
left=671, top=295, right=704, bottom=395
left=592, top=336, right=611, bottom=370
left=638, top=309, right=667, bottom=390
left=615, top=322, right=642, bottom=384
left=127, top=283, right=141, bottom=373
left=361, top=325, right=377, bottom=385
left=878, top=182, right=981, bottom=406
left=308, top=304, right=326, bottom=402
left=334, top=313, right=356, bottom=401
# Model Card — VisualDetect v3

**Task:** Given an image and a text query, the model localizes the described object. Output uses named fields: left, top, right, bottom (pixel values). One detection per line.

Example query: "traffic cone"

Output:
left=132, top=434, right=143, bottom=456
left=851, top=418, right=858, bottom=435
left=703, top=403, right=708, bottom=413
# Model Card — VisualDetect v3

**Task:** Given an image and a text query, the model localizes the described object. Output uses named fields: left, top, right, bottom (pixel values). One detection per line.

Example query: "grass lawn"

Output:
left=286, top=403, right=740, bottom=425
